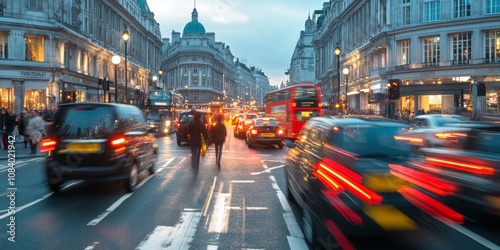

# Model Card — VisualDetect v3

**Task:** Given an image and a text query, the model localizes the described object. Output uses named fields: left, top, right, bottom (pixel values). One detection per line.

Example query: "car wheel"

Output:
left=48, top=180, right=62, bottom=192
left=302, top=203, right=319, bottom=249
left=286, top=180, right=295, bottom=202
left=149, top=151, right=157, bottom=175
left=278, top=144, right=284, bottom=149
left=125, top=163, right=139, bottom=192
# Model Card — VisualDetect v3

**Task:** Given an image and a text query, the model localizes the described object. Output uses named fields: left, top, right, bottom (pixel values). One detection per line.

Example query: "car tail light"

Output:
left=251, top=129, right=258, bottom=135
left=176, top=123, right=181, bottom=130
left=277, top=129, right=284, bottom=135
left=238, top=124, right=243, bottom=129
left=425, top=157, right=494, bottom=176
left=109, top=136, right=126, bottom=153
left=398, top=186, right=463, bottom=224
left=389, top=164, right=456, bottom=196
left=315, top=158, right=382, bottom=205
left=40, top=138, right=57, bottom=152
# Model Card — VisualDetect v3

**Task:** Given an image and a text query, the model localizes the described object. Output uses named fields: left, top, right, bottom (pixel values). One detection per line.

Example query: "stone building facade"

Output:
left=0, top=0, right=162, bottom=113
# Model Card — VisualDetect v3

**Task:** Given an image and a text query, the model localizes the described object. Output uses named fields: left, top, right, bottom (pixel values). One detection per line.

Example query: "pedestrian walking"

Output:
left=187, top=111, right=208, bottom=173
left=0, top=108, right=17, bottom=150
left=210, top=114, right=227, bottom=169
left=26, top=111, right=46, bottom=155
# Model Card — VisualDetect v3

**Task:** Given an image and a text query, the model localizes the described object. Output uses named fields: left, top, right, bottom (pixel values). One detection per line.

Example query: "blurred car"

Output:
left=234, top=113, right=258, bottom=138
left=145, top=112, right=173, bottom=136
left=407, top=114, right=468, bottom=147
left=245, top=117, right=284, bottom=149
left=42, top=103, right=158, bottom=193
left=399, top=121, right=500, bottom=221
left=175, top=109, right=211, bottom=146
left=284, top=116, right=417, bottom=249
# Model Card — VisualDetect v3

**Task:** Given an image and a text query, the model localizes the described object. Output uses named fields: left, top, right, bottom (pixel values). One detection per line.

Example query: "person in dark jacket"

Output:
left=187, top=111, right=208, bottom=171
left=210, top=114, right=227, bottom=168
left=0, top=108, right=17, bottom=150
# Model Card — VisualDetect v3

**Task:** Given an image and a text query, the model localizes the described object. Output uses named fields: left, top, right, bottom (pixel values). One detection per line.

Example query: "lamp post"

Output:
left=159, top=69, right=164, bottom=90
left=343, top=67, right=350, bottom=114
left=334, top=45, right=341, bottom=108
left=112, top=55, right=121, bottom=103
left=122, top=30, right=130, bottom=104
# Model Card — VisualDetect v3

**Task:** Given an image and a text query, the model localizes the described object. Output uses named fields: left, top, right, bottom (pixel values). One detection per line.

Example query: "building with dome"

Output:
left=160, top=7, right=237, bottom=109
left=288, top=14, right=316, bottom=86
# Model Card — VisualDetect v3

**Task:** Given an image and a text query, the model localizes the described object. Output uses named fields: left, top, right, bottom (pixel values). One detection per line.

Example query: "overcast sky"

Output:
left=146, top=0, right=325, bottom=86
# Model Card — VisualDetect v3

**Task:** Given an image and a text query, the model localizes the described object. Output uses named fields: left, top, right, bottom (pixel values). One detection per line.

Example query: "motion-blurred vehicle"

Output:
left=245, top=117, right=284, bottom=149
left=175, top=109, right=211, bottom=146
left=145, top=112, right=173, bottom=136
left=284, top=116, right=417, bottom=249
left=42, top=103, right=158, bottom=192
left=399, top=121, right=500, bottom=221
left=407, top=114, right=467, bottom=147
left=234, top=113, right=258, bottom=138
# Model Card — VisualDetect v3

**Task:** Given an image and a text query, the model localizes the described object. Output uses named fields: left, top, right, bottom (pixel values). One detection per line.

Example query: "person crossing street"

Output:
left=210, top=114, right=227, bottom=169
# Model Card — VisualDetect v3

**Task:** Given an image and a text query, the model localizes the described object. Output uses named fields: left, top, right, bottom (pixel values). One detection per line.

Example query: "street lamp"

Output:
left=334, top=45, right=341, bottom=106
left=343, top=67, right=349, bottom=113
left=112, top=55, right=121, bottom=103
left=159, top=69, right=164, bottom=90
left=122, top=30, right=130, bottom=104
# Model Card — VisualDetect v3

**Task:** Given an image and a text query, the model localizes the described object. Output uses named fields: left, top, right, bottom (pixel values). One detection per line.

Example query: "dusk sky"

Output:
left=146, top=0, right=325, bottom=86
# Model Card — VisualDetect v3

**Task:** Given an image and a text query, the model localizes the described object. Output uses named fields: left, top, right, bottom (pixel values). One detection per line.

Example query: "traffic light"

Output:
left=387, top=79, right=400, bottom=100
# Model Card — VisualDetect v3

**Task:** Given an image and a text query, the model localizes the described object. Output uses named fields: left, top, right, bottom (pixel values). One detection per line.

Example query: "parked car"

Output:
left=284, top=116, right=417, bottom=249
left=42, top=103, right=158, bottom=193
left=407, top=114, right=468, bottom=148
left=176, top=109, right=211, bottom=146
left=245, top=117, right=284, bottom=149
left=234, top=113, right=258, bottom=138
left=401, top=121, right=500, bottom=221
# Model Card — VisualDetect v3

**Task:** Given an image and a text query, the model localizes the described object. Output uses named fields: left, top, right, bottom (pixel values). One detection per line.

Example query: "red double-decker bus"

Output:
left=264, top=83, right=322, bottom=140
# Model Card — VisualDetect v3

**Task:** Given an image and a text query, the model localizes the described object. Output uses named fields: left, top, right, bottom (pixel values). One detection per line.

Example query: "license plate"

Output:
left=364, top=205, right=416, bottom=231
left=67, top=143, right=101, bottom=153
left=486, top=195, right=500, bottom=211
left=261, top=133, right=275, bottom=137
left=363, top=174, right=407, bottom=192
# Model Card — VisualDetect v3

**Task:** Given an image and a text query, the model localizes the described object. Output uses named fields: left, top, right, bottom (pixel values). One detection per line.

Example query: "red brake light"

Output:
left=109, top=136, right=126, bottom=153
left=278, top=129, right=284, bottom=135
left=40, top=138, right=56, bottom=152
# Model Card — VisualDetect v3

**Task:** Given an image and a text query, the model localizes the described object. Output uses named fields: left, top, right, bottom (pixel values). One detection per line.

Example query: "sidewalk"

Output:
left=0, top=138, right=47, bottom=160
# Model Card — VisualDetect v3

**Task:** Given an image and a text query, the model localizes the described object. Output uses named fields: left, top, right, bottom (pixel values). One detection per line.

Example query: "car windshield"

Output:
left=332, top=125, right=411, bottom=156
left=54, top=106, right=116, bottom=139
left=435, top=116, right=466, bottom=126
left=255, top=119, right=278, bottom=126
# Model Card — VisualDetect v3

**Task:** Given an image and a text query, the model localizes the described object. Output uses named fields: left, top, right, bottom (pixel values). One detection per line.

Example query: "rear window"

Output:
left=54, top=106, right=116, bottom=139
left=330, top=125, right=411, bottom=156
left=180, top=112, right=207, bottom=123
left=295, top=110, right=319, bottom=122
left=435, top=117, right=466, bottom=127
left=255, top=119, right=279, bottom=126
left=294, top=87, right=317, bottom=100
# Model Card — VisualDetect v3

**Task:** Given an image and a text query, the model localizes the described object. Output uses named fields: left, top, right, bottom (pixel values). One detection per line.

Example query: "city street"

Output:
left=0, top=124, right=500, bottom=249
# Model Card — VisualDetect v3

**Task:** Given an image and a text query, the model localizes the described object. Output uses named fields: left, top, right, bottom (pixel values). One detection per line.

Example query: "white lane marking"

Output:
left=228, top=206, right=268, bottom=210
left=251, top=165, right=284, bottom=175
left=87, top=175, right=153, bottom=226
left=208, top=192, right=231, bottom=233
left=268, top=173, right=306, bottom=244
left=202, top=177, right=218, bottom=217
left=437, top=217, right=500, bottom=250
left=0, top=193, right=53, bottom=220
left=0, top=181, right=81, bottom=219
left=230, top=180, right=255, bottom=183
left=155, top=157, right=175, bottom=173
left=136, top=210, right=201, bottom=250
left=287, top=236, right=309, bottom=250
left=0, top=162, right=30, bottom=172
left=207, top=245, right=218, bottom=250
